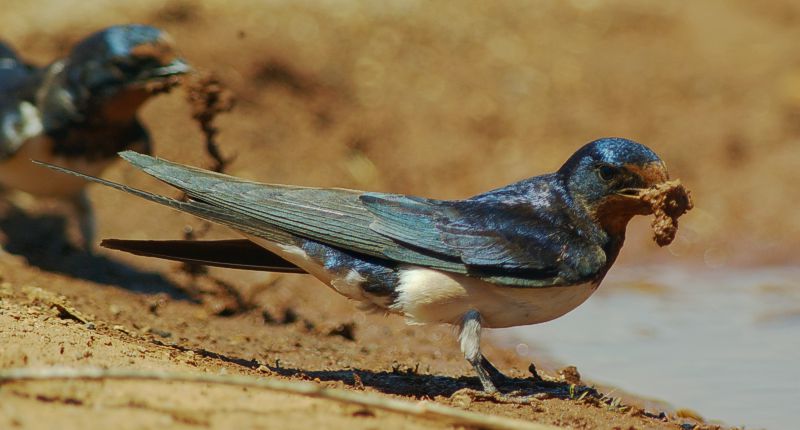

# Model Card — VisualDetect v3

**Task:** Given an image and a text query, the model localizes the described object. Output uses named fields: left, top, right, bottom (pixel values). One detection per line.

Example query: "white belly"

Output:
left=0, top=136, right=113, bottom=198
left=392, top=266, right=599, bottom=328
left=247, top=235, right=600, bottom=328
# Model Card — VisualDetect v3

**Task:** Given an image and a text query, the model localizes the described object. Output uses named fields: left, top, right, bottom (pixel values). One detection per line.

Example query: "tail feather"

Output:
left=101, top=239, right=304, bottom=273
left=31, top=159, right=294, bottom=245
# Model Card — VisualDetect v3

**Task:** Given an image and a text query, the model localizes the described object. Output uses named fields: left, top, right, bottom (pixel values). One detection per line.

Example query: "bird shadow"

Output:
left=0, top=205, right=186, bottom=299
left=274, top=366, right=577, bottom=398
left=150, top=337, right=585, bottom=399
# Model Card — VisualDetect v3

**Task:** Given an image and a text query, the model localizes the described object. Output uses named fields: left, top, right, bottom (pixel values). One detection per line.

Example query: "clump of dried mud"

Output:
left=183, top=71, right=236, bottom=172
left=640, top=180, right=694, bottom=246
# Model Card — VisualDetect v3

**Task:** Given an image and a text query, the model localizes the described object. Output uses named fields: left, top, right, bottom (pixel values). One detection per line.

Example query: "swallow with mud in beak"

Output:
left=39, top=137, right=691, bottom=394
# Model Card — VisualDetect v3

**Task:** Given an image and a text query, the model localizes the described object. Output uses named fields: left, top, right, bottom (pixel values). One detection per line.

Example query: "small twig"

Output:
left=50, top=302, right=90, bottom=325
left=0, top=367, right=558, bottom=430
left=451, top=388, right=548, bottom=405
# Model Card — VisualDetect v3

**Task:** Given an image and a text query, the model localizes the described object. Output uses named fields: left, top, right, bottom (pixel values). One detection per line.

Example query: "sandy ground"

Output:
left=0, top=254, right=695, bottom=430
left=3, top=0, right=797, bottom=428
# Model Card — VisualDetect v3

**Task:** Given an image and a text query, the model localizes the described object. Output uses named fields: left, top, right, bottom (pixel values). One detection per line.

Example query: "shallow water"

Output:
left=503, top=265, right=800, bottom=430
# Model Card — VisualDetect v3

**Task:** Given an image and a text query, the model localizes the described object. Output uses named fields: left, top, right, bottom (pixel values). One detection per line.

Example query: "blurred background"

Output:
left=2, top=1, right=798, bottom=428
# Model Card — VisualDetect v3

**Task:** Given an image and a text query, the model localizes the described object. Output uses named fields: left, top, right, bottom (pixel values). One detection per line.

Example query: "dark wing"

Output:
left=101, top=239, right=303, bottom=273
left=361, top=194, right=606, bottom=286
left=37, top=153, right=466, bottom=273
left=125, top=151, right=609, bottom=286
left=113, top=151, right=468, bottom=273
left=38, top=152, right=604, bottom=287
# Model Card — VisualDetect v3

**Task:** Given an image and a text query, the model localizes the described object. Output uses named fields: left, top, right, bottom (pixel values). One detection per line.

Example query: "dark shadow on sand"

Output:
left=0, top=206, right=186, bottom=299
left=276, top=367, right=583, bottom=398
left=147, top=336, right=584, bottom=398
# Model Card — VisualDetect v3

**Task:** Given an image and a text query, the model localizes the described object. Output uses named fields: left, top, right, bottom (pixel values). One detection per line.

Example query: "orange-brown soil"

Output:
left=3, top=0, right=796, bottom=428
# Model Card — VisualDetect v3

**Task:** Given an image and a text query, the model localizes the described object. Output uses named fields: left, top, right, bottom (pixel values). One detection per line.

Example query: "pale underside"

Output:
left=247, top=235, right=600, bottom=329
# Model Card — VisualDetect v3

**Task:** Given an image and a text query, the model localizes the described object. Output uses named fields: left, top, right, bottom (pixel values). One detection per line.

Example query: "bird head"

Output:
left=559, top=137, right=670, bottom=235
left=65, top=24, right=190, bottom=96
left=41, top=25, right=190, bottom=127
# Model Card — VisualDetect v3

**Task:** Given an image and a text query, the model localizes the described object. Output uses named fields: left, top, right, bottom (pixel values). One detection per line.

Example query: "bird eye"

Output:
left=598, top=165, right=619, bottom=181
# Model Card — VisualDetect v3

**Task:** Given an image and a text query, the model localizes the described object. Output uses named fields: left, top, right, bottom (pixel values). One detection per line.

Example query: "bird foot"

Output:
left=527, top=362, right=546, bottom=383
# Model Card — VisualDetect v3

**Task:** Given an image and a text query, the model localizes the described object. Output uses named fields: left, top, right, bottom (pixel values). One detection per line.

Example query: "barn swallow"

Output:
left=0, top=24, right=190, bottom=248
left=39, top=137, right=673, bottom=393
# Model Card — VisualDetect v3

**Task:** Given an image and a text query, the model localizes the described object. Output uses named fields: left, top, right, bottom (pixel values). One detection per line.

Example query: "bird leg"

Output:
left=71, top=190, right=95, bottom=252
left=459, top=310, right=509, bottom=393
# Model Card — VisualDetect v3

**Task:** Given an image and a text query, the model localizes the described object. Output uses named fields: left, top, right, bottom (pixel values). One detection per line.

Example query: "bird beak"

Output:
left=130, top=57, right=191, bottom=94
left=637, top=160, right=669, bottom=187
left=616, top=161, right=669, bottom=198
left=143, top=57, right=192, bottom=80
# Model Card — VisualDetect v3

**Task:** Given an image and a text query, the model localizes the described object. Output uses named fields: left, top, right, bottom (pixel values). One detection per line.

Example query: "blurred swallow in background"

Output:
left=0, top=24, right=190, bottom=248
left=41, top=137, right=673, bottom=393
